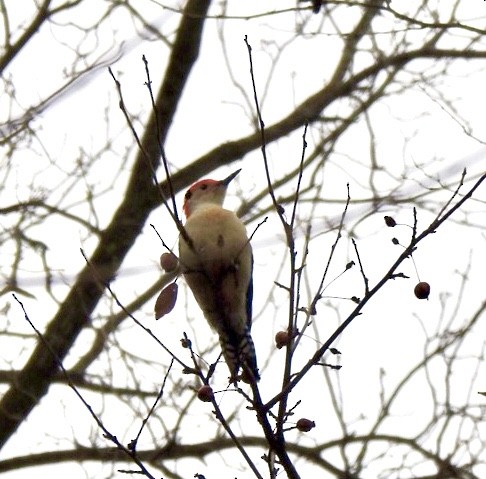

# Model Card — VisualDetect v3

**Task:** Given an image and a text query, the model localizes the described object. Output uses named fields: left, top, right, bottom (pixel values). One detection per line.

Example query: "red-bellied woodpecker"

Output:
left=178, top=169, right=259, bottom=383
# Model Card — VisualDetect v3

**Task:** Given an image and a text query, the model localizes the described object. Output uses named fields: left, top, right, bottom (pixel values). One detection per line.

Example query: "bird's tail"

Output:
left=219, top=326, right=259, bottom=383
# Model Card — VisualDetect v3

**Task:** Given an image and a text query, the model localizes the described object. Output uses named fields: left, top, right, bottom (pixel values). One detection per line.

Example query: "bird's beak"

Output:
left=221, top=169, right=241, bottom=187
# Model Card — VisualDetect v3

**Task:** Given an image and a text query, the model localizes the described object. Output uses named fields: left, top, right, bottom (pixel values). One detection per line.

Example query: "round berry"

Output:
left=160, top=252, right=178, bottom=272
left=414, top=281, right=430, bottom=300
left=296, top=418, right=316, bottom=432
left=197, top=385, right=214, bottom=403
left=275, top=331, right=290, bottom=349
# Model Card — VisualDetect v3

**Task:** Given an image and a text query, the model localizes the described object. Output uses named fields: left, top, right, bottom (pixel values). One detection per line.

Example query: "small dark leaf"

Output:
left=329, top=347, right=341, bottom=355
left=154, top=283, right=178, bottom=319
left=384, top=216, right=397, bottom=227
left=345, top=261, right=355, bottom=270
left=391, top=238, right=399, bottom=245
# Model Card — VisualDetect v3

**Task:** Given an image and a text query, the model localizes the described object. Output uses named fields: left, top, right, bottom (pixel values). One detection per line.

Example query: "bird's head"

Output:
left=183, top=169, right=241, bottom=218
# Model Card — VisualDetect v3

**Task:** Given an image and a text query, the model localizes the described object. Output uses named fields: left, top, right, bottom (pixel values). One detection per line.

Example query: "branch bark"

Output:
left=0, top=0, right=212, bottom=451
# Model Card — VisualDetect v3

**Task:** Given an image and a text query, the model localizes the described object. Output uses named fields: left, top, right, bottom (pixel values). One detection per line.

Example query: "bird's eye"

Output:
left=185, top=190, right=192, bottom=200
left=200, top=184, right=208, bottom=190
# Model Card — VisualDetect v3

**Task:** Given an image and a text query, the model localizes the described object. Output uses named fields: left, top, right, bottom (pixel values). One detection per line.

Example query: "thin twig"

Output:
left=80, top=249, right=187, bottom=370
left=309, top=183, right=351, bottom=314
left=108, top=67, right=191, bottom=246
left=244, top=34, right=302, bottom=479
left=352, top=238, right=369, bottom=295
left=142, top=55, right=179, bottom=221
left=12, top=294, right=157, bottom=479
left=130, top=359, right=175, bottom=452
left=182, top=331, right=210, bottom=381
left=243, top=35, right=288, bottom=236
left=435, top=167, right=467, bottom=221
left=264, top=171, right=486, bottom=411
left=289, top=122, right=308, bottom=230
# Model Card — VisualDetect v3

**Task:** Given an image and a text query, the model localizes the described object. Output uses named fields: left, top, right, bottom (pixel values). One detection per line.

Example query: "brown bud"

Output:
left=197, top=385, right=214, bottom=403
left=296, top=418, right=316, bottom=432
left=414, top=281, right=430, bottom=300
left=160, top=252, right=178, bottom=272
left=180, top=337, right=192, bottom=349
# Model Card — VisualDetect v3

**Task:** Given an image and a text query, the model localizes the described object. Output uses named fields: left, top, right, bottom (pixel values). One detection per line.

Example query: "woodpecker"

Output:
left=178, top=169, right=259, bottom=383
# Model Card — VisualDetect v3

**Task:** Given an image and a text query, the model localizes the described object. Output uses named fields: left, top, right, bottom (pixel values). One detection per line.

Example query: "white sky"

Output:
left=1, top=1, right=486, bottom=478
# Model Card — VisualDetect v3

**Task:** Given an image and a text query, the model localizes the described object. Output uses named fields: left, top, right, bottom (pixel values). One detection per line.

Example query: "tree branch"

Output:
left=0, top=0, right=212, bottom=451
